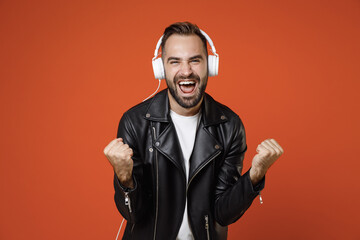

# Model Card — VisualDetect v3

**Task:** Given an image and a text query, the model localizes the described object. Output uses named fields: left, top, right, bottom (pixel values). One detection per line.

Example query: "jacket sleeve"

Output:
left=214, top=115, right=265, bottom=226
left=113, top=112, right=148, bottom=224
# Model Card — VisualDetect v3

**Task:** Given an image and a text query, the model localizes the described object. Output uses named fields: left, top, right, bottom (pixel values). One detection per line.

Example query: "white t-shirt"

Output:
left=170, top=110, right=201, bottom=240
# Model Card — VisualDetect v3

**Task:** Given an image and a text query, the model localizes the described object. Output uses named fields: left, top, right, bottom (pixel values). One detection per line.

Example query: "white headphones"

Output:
left=152, top=29, right=219, bottom=80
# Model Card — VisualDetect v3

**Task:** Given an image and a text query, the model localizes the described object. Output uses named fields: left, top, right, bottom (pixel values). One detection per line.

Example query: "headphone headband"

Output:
left=153, top=29, right=218, bottom=60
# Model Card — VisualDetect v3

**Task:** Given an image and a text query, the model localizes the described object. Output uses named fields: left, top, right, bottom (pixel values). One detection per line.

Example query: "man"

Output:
left=104, top=22, right=283, bottom=240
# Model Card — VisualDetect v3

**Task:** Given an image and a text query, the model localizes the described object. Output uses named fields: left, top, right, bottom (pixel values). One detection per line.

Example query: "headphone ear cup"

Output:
left=208, top=55, right=219, bottom=76
left=152, top=58, right=165, bottom=80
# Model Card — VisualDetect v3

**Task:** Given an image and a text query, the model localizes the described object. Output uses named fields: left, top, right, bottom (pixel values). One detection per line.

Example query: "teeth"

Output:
left=179, top=81, right=195, bottom=85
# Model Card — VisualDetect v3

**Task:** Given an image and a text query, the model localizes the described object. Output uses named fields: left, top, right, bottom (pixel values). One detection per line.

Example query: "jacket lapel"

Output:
left=154, top=123, right=186, bottom=174
left=189, top=94, right=229, bottom=181
left=145, top=89, right=186, bottom=175
left=188, top=120, right=222, bottom=181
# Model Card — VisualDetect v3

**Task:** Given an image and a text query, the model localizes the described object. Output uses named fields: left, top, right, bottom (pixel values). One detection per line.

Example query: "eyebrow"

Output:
left=189, top=55, right=204, bottom=60
left=166, top=55, right=204, bottom=63
left=166, top=57, right=180, bottom=63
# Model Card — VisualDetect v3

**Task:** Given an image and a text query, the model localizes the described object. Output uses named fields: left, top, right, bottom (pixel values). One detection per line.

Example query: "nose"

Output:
left=179, top=62, right=192, bottom=77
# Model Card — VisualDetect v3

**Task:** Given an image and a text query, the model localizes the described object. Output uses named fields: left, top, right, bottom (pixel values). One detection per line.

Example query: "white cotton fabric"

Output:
left=170, top=110, right=201, bottom=240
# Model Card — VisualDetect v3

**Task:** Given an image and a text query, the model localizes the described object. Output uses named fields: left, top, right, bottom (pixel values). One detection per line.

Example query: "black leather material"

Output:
left=113, top=89, right=264, bottom=240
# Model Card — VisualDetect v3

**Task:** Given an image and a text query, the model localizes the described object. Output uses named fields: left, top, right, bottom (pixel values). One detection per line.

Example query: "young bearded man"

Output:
left=104, top=22, right=284, bottom=240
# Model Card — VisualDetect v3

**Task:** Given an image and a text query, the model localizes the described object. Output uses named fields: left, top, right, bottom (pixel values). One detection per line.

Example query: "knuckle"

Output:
left=274, top=149, right=281, bottom=155
left=263, top=149, right=271, bottom=156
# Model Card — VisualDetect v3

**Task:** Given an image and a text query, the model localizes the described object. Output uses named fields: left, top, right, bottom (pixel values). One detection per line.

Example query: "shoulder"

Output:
left=122, top=99, right=150, bottom=120
left=117, top=94, right=158, bottom=141
left=119, top=89, right=169, bottom=132
left=203, top=92, right=244, bottom=127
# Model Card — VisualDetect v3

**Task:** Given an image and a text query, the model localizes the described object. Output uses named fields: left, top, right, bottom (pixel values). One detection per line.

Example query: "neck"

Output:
left=168, top=90, right=203, bottom=116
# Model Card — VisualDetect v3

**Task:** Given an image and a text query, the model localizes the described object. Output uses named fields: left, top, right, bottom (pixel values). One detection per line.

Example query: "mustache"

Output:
left=174, top=73, right=200, bottom=82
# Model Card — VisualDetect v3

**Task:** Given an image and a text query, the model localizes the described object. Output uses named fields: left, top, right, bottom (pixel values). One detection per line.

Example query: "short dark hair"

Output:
left=161, top=22, right=208, bottom=56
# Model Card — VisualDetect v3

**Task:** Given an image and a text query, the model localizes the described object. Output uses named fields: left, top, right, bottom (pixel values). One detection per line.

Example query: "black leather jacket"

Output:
left=114, top=89, right=264, bottom=240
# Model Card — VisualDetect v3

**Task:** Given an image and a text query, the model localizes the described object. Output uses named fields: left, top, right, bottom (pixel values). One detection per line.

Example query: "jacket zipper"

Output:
left=205, top=215, right=210, bottom=240
left=124, top=192, right=132, bottom=213
left=152, top=127, right=159, bottom=240
left=124, top=183, right=135, bottom=233
left=259, top=191, right=263, bottom=204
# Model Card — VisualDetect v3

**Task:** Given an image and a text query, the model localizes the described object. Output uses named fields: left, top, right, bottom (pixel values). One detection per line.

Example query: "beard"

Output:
left=166, top=72, right=208, bottom=109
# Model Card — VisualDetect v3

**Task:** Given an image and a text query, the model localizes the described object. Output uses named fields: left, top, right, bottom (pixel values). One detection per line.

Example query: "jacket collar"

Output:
left=144, top=89, right=228, bottom=126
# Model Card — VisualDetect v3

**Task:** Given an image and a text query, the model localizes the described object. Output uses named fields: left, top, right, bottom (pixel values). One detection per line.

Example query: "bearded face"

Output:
left=162, top=34, right=209, bottom=110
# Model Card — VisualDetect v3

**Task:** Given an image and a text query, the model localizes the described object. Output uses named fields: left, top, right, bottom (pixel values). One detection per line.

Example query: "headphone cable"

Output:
left=143, top=79, right=161, bottom=102
left=115, top=218, right=125, bottom=240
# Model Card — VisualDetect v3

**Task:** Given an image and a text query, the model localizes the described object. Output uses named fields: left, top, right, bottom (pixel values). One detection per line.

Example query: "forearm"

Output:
left=214, top=170, right=265, bottom=226
left=113, top=173, right=147, bottom=224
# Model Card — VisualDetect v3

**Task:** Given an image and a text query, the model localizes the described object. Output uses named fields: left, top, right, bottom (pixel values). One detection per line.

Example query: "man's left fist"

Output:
left=250, top=139, right=284, bottom=185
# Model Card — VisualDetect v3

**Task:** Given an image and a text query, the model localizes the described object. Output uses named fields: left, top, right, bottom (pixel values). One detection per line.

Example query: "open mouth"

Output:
left=178, top=80, right=197, bottom=94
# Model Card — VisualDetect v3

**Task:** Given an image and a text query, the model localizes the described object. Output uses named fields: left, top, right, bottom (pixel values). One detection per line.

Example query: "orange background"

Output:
left=1, top=0, right=359, bottom=239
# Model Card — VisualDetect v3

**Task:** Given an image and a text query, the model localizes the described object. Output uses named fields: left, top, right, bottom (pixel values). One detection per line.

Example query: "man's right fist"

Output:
left=104, top=138, right=134, bottom=188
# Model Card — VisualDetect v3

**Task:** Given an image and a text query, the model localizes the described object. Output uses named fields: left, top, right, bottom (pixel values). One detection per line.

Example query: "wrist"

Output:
left=120, top=178, right=134, bottom=189
left=250, top=166, right=266, bottom=186
left=116, top=171, right=134, bottom=189
left=118, top=176, right=134, bottom=189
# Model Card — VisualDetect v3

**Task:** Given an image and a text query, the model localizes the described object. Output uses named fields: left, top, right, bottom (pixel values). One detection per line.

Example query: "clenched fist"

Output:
left=104, top=138, right=134, bottom=188
left=250, top=139, right=284, bottom=185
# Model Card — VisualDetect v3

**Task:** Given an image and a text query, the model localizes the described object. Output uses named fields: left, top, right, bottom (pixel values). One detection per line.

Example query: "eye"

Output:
left=191, top=59, right=200, bottom=63
left=170, top=61, right=179, bottom=65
